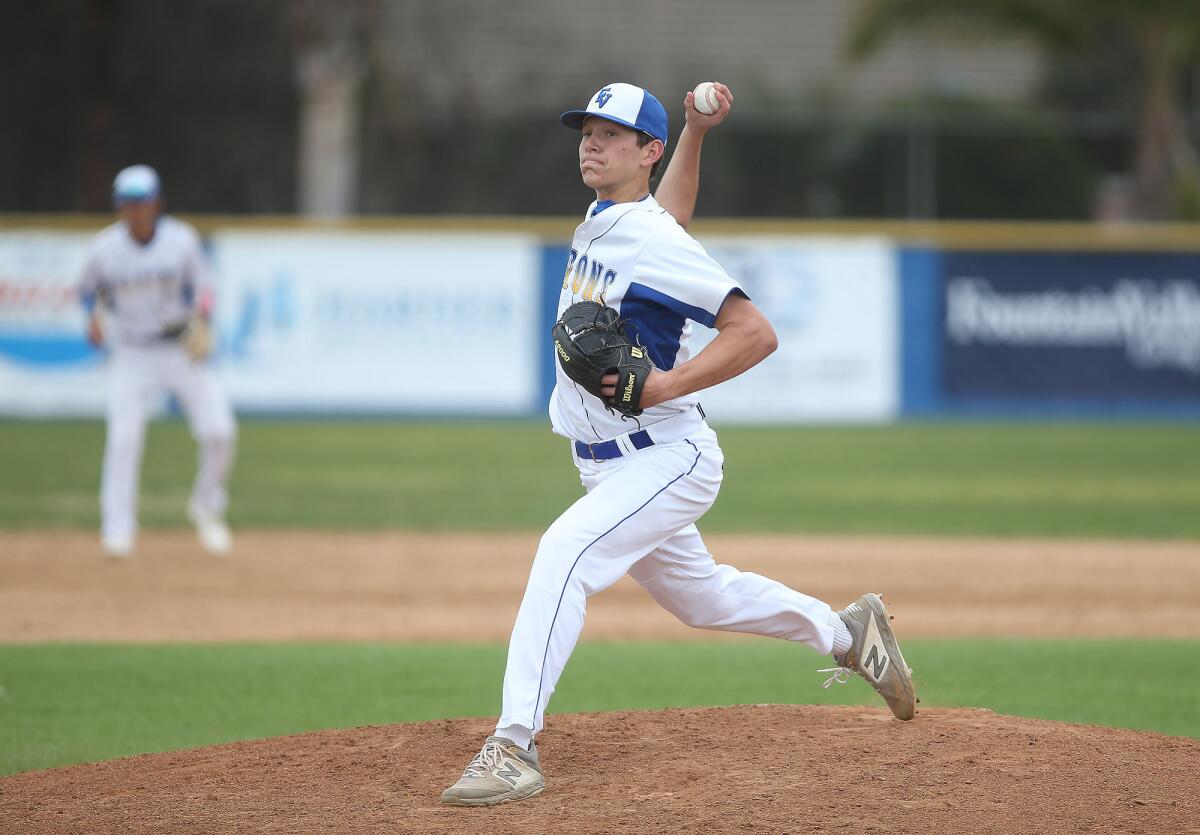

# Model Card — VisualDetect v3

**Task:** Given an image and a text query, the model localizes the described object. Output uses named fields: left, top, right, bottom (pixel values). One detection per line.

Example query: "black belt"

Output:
left=157, top=321, right=189, bottom=341
left=575, top=429, right=655, bottom=462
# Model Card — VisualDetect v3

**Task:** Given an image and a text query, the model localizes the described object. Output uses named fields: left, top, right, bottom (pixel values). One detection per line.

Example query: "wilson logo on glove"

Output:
left=552, top=301, right=654, bottom=417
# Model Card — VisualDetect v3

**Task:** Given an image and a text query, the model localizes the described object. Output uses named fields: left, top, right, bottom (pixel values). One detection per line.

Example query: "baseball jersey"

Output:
left=79, top=216, right=209, bottom=346
left=549, top=194, right=744, bottom=443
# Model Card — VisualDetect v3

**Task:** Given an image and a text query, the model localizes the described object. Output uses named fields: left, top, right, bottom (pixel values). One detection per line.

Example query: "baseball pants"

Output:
left=496, top=425, right=837, bottom=738
left=101, top=343, right=236, bottom=543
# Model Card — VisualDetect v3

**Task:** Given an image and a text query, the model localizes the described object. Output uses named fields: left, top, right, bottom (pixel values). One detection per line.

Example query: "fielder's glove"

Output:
left=552, top=301, right=653, bottom=416
left=180, top=315, right=213, bottom=362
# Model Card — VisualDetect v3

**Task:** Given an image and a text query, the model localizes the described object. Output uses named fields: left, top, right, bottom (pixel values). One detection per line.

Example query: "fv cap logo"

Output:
left=595, top=87, right=613, bottom=108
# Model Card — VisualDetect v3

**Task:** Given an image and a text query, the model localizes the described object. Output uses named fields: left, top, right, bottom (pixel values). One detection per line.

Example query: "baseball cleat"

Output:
left=820, top=592, right=916, bottom=721
left=441, top=736, right=545, bottom=806
left=101, top=534, right=135, bottom=560
left=188, top=505, right=233, bottom=556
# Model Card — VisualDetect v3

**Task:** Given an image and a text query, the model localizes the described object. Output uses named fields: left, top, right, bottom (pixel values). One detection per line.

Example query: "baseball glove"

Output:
left=552, top=301, right=653, bottom=416
left=180, top=315, right=213, bottom=361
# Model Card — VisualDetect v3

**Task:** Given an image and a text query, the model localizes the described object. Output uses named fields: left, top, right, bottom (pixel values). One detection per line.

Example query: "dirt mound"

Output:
left=2, top=705, right=1195, bottom=834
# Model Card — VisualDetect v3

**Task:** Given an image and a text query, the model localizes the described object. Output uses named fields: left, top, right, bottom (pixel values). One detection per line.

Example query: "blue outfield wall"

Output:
left=897, top=247, right=1200, bottom=419
left=540, top=244, right=570, bottom=411
left=899, top=248, right=942, bottom=417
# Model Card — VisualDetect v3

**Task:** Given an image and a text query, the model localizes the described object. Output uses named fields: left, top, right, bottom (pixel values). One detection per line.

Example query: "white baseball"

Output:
left=692, top=82, right=719, bottom=115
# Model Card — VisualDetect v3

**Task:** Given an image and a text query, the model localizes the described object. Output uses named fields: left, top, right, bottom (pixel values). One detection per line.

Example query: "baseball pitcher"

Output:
left=441, top=83, right=916, bottom=807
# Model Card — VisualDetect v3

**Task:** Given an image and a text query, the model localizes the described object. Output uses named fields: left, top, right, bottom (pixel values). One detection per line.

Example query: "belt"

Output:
left=157, top=321, right=189, bottom=341
left=574, top=429, right=655, bottom=462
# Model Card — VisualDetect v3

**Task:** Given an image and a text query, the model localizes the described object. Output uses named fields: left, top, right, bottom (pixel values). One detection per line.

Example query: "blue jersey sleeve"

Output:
left=632, top=225, right=743, bottom=326
left=618, top=224, right=745, bottom=369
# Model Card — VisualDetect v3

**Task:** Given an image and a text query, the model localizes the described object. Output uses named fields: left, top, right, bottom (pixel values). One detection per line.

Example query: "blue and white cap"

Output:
left=561, top=83, right=669, bottom=145
left=112, top=164, right=161, bottom=203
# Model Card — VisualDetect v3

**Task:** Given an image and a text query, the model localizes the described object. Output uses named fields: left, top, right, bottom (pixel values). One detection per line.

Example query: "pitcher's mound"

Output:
left=3, top=705, right=1196, bottom=834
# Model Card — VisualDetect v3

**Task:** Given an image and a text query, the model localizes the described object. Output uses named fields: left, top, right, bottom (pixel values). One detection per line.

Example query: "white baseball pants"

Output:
left=101, top=343, right=236, bottom=543
left=496, top=425, right=837, bottom=738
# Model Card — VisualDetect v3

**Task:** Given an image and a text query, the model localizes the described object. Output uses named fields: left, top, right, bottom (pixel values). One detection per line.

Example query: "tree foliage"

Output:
left=848, top=0, right=1200, bottom=219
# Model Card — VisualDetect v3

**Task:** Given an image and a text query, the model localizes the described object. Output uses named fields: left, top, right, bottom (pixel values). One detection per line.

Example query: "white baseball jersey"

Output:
left=80, top=214, right=235, bottom=548
left=496, top=196, right=840, bottom=745
left=79, top=216, right=209, bottom=345
left=549, top=194, right=744, bottom=443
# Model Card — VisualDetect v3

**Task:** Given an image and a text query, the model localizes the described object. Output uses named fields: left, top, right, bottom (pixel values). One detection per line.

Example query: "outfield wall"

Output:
left=1, top=218, right=1198, bottom=420
left=901, top=248, right=1200, bottom=418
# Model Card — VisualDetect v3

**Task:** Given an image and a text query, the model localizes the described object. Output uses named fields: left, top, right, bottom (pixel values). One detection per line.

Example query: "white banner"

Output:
left=0, top=228, right=894, bottom=421
left=691, top=236, right=899, bottom=423
left=211, top=230, right=541, bottom=413
left=0, top=229, right=542, bottom=416
left=0, top=231, right=110, bottom=416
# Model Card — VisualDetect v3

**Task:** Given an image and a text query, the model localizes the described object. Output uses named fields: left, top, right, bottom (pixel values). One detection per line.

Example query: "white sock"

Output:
left=829, top=612, right=853, bottom=657
left=495, top=724, right=533, bottom=750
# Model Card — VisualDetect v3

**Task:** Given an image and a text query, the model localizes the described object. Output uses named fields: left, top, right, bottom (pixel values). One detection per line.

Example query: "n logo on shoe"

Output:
left=495, top=763, right=522, bottom=787
left=861, top=613, right=890, bottom=682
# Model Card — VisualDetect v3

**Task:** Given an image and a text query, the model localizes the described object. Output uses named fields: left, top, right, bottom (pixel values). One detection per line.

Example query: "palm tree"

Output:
left=847, top=0, right=1200, bottom=220
left=289, top=0, right=378, bottom=217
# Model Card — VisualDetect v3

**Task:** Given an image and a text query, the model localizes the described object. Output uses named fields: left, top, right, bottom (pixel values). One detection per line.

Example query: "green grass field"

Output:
left=2, top=419, right=1198, bottom=776
left=3, top=419, right=1199, bottom=536
left=2, top=639, right=1197, bottom=777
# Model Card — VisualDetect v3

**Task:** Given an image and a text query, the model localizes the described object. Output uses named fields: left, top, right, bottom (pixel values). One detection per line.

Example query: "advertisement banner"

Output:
left=211, top=230, right=541, bottom=413
left=941, top=251, right=1200, bottom=400
left=689, top=236, right=899, bottom=423
left=0, top=231, right=110, bottom=416
left=0, top=229, right=542, bottom=416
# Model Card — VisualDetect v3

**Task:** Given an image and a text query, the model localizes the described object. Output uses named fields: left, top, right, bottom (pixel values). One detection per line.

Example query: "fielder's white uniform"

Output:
left=496, top=195, right=842, bottom=741
left=79, top=215, right=236, bottom=548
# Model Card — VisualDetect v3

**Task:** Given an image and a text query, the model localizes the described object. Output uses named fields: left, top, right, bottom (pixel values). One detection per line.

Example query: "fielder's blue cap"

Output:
left=561, top=83, right=669, bottom=146
left=112, top=164, right=161, bottom=204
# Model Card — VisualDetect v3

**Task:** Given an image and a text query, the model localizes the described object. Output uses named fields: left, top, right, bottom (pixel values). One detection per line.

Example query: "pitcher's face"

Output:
left=578, top=116, right=660, bottom=194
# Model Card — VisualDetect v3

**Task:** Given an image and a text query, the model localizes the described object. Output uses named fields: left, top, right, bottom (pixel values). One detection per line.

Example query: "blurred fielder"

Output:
left=442, top=83, right=916, bottom=807
left=79, top=165, right=237, bottom=559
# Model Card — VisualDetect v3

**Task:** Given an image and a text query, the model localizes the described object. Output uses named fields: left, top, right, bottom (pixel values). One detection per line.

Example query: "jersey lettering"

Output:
left=561, top=249, right=579, bottom=290
left=570, top=255, right=588, bottom=294
left=563, top=250, right=619, bottom=304
left=597, top=269, right=617, bottom=305
left=581, top=258, right=604, bottom=300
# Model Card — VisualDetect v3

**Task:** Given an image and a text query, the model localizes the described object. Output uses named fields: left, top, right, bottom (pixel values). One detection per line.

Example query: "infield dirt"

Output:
left=2, top=530, right=1196, bottom=641
left=2, top=531, right=1198, bottom=834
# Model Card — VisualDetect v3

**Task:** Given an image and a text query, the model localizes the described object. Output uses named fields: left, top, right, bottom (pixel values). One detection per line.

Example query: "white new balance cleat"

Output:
left=101, top=534, right=135, bottom=560
left=441, top=736, right=545, bottom=806
left=820, top=592, right=917, bottom=720
left=188, top=505, right=233, bottom=556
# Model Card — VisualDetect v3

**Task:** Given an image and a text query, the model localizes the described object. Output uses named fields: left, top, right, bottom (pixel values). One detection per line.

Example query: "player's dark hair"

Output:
left=637, top=132, right=663, bottom=181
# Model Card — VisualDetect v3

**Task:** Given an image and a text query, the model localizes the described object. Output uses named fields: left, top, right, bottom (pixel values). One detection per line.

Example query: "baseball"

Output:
left=692, top=82, right=719, bottom=115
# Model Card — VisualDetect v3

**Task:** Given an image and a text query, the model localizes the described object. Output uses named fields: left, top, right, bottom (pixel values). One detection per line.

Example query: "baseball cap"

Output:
left=112, top=165, right=161, bottom=203
left=561, top=83, right=669, bottom=146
